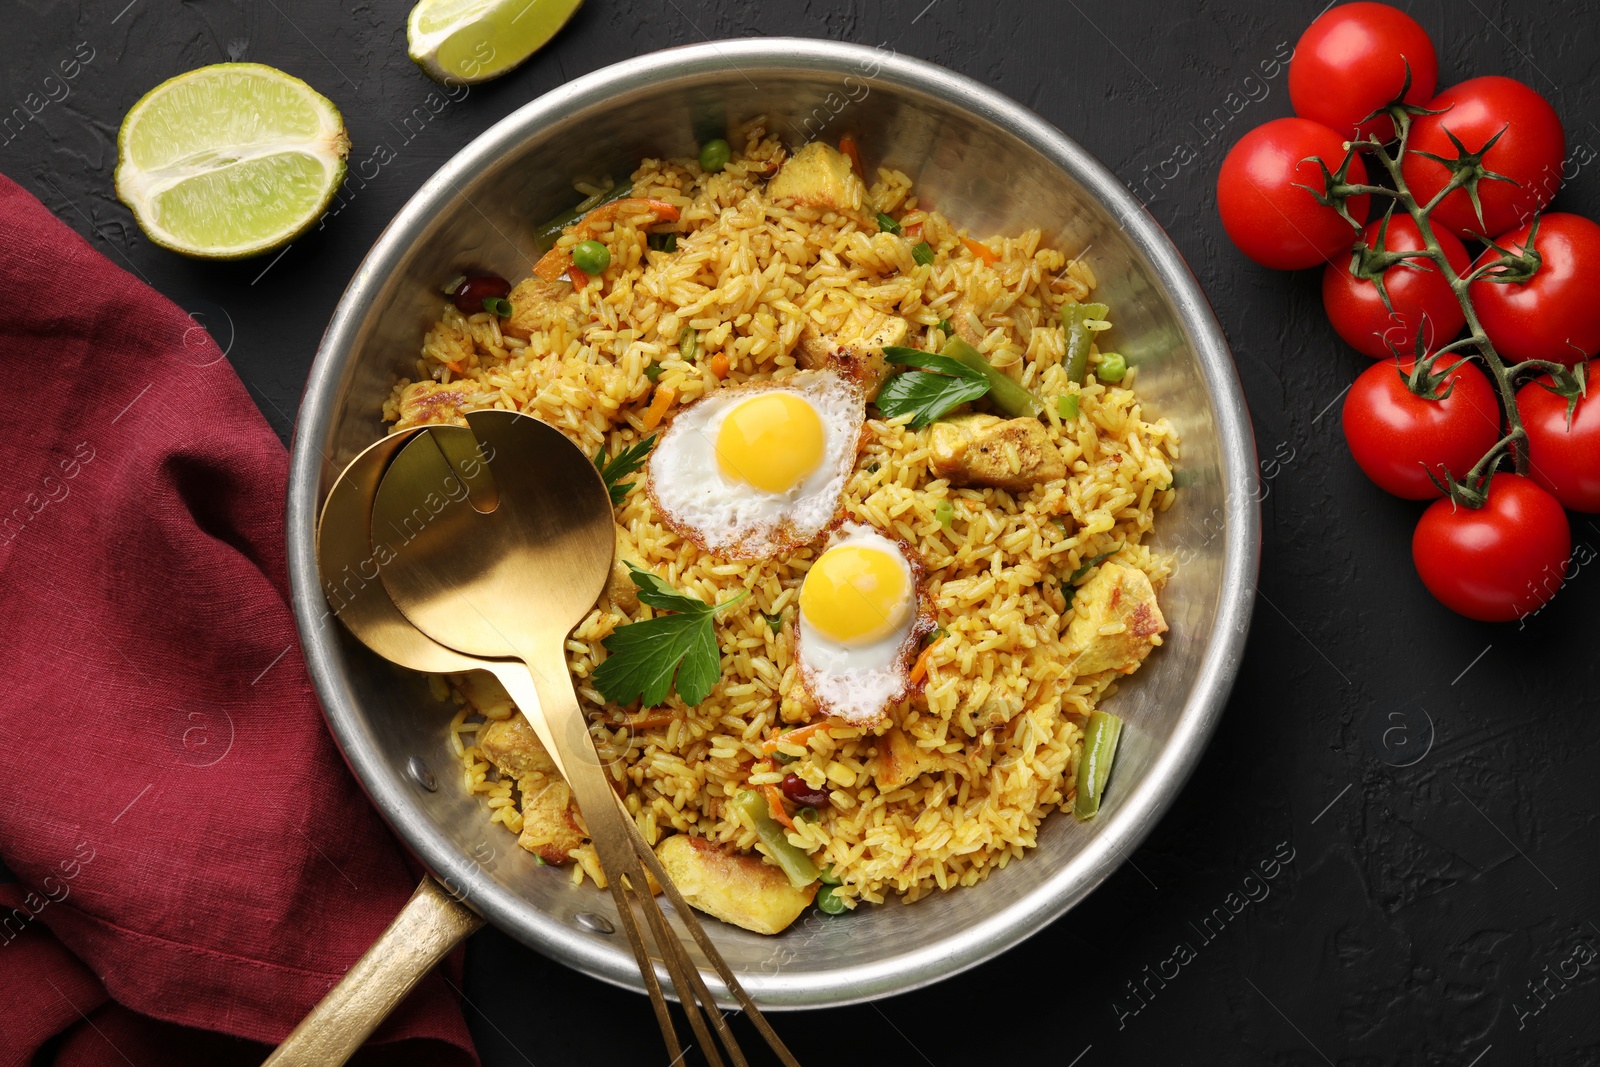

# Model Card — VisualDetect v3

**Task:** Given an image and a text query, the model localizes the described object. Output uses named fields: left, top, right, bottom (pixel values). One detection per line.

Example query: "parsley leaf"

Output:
left=593, top=566, right=748, bottom=706
left=597, top=435, right=656, bottom=506
left=875, top=347, right=991, bottom=429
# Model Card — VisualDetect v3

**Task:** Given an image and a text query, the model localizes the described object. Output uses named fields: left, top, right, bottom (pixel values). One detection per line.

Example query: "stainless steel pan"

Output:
left=286, top=37, right=1259, bottom=1011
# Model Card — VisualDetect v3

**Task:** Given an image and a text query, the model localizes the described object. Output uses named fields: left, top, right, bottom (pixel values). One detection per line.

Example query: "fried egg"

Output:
left=795, top=524, right=933, bottom=727
left=647, top=371, right=865, bottom=558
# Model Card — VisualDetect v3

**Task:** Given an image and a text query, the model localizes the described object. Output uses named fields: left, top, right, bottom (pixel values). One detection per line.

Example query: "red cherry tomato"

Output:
left=1342, top=355, right=1502, bottom=498
left=1469, top=213, right=1600, bottom=367
left=1323, top=215, right=1469, bottom=358
left=1289, top=2, right=1438, bottom=142
left=1412, top=473, right=1570, bottom=622
left=1401, top=77, right=1565, bottom=239
left=1516, top=363, right=1600, bottom=511
left=1218, top=118, right=1371, bottom=270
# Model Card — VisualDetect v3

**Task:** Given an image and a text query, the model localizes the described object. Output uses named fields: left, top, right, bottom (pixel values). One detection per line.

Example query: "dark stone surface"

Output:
left=6, top=0, right=1597, bottom=1062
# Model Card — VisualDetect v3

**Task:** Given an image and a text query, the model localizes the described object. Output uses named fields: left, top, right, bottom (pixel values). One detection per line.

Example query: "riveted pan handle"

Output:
left=262, top=876, right=484, bottom=1066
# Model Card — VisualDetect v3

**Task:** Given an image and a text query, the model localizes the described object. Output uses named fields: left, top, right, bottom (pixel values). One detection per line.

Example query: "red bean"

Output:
left=780, top=773, right=829, bottom=808
left=453, top=273, right=511, bottom=314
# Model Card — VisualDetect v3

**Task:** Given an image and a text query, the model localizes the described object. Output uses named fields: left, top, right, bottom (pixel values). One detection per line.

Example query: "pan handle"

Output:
left=262, top=876, right=485, bottom=1066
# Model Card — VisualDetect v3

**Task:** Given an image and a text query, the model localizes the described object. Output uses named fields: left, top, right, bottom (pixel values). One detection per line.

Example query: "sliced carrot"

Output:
left=531, top=247, right=568, bottom=282
left=567, top=265, right=590, bottom=289
left=764, top=784, right=796, bottom=830
left=961, top=237, right=999, bottom=265
left=641, top=385, right=675, bottom=430
left=760, top=721, right=831, bottom=755
left=709, top=353, right=730, bottom=379
left=908, top=640, right=939, bottom=685
left=442, top=359, right=465, bottom=375
left=838, top=133, right=864, bottom=181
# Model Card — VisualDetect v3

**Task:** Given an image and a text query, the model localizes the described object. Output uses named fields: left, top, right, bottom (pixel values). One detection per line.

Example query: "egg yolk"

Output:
left=715, top=392, right=825, bottom=494
left=800, top=543, right=912, bottom=645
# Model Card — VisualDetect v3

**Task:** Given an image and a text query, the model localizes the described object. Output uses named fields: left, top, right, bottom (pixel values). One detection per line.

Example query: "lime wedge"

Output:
left=408, top=0, right=584, bottom=84
left=115, top=64, right=349, bottom=260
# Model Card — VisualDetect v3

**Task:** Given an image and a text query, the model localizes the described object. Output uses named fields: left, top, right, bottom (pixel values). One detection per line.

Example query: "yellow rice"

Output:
left=385, top=121, right=1179, bottom=907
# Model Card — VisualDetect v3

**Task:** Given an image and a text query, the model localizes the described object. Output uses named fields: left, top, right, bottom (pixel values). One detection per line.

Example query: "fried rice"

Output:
left=383, top=122, right=1179, bottom=911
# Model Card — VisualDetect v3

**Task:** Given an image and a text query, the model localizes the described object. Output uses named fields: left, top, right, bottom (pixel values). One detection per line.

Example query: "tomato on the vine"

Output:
left=1218, top=118, right=1371, bottom=270
left=1516, top=363, right=1600, bottom=512
left=1469, top=213, right=1600, bottom=367
left=1400, top=76, right=1565, bottom=239
left=1323, top=215, right=1468, bottom=359
left=1412, top=473, right=1570, bottom=622
left=1289, top=1, right=1437, bottom=143
left=1342, top=355, right=1501, bottom=498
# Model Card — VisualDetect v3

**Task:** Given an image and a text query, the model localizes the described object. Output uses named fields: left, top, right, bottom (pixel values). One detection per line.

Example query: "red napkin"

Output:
left=0, top=174, right=477, bottom=1066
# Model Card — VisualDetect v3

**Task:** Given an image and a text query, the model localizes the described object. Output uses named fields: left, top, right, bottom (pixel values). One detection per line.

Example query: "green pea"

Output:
left=816, top=884, right=846, bottom=914
left=571, top=240, right=610, bottom=275
left=1096, top=352, right=1127, bottom=383
left=818, top=865, right=842, bottom=886
left=699, top=138, right=732, bottom=173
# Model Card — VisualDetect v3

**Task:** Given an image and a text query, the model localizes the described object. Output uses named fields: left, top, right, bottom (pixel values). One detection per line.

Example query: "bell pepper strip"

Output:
left=961, top=237, right=999, bottom=265
left=566, top=265, right=590, bottom=289
left=1072, top=710, right=1123, bottom=820
left=531, top=180, right=634, bottom=253
left=763, top=783, right=796, bottom=829
left=733, top=789, right=818, bottom=887
left=531, top=198, right=683, bottom=283
left=939, top=338, right=1044, bottom=419
left=761, top=722, right=831, bottom=755
left=1063, top=302, right=1111, bottom=386
left=641, top=385, right=675, bottom=430
left=838, top=133, right=864, bottom=180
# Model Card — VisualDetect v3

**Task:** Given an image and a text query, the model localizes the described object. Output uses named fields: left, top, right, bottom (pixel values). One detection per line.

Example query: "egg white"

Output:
left=795, top=524, right=931, bottom=727
left=647, top=370, right=865, bottom=559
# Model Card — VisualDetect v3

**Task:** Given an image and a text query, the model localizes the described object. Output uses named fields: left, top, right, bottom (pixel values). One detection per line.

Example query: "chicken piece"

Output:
left=872, top=726, right=945, bottom=791
left=1064, top=561, right=1167, bottom=676
left=966, top=688, right=1023, bottom=732
left=655, top=835, right=817, bottom=935
left=456, top=671, right=515, bottom=720
left=478, top=716, right=586, bottom=864
left=394, top=379, right=483, bottom=430
left=504, top=275, right=574, bottom=340
left=928, top=413, right=1066, bottom=492
left=600, top=524, right=645, bottom=613
left=766, top=141, right=867, bottom=214
left=796, top=313, right=908, bottom=394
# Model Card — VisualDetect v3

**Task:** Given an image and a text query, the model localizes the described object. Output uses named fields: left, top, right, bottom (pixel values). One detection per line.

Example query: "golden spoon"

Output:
left=372, top=411, right=798, bottom=1067
left=293, top=426, right=685, bottom=1065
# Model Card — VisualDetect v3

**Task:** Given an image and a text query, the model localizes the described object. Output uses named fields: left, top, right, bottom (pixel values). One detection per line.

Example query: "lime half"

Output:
left=115, top=64, right=350, bottom=260
left=408, top=0, right=584, bottom=84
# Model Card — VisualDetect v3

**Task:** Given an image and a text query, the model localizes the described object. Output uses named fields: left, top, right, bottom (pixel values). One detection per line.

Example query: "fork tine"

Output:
left=625, top=817, right=801, bottom=1067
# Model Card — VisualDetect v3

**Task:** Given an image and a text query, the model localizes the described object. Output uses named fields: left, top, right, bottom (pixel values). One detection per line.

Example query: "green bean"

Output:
left=699, top=138, right=732, bottom=172
left=1096, top=352, right=1127, bottom=383
left=733, top=790, right=820, bottom=888
left=939, top=338, right=1043, bottom=419
left=1057, top=393, right=1079, bottom=420
left=934, top=499, right=955, bottom=531
left=1072, top=711, right=1123, bottom=820
left=1062, top=302, right=1109, bottom=386
left=816, top=885, right=846, bottom=914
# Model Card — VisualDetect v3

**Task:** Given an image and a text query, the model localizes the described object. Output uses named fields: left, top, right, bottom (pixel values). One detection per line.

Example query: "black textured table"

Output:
left=9, top=1, right=1598, bottom=1062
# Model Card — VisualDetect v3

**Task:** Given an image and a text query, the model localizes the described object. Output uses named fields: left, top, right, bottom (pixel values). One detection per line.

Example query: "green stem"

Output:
left=1357, top=107, right=1529, bottom=482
